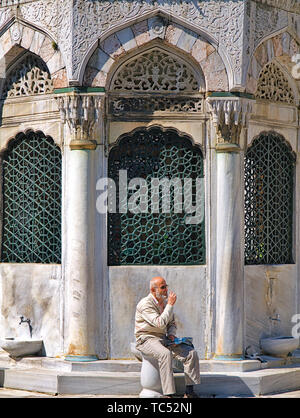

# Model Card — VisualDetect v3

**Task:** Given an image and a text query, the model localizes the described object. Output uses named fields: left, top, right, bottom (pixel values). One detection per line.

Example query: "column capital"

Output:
left=206, top=96, right=253, bottom=152
left=55, top=92, right=104, bottom=150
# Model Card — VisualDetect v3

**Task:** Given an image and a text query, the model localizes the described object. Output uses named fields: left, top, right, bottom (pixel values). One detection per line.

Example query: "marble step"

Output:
left=1, top=352, right=299, bottom=374
left=0, top=355, right=142, bottom=372
left=2, top=364, right=300, bottom=396
left=3, top=368, right=143, bottom=396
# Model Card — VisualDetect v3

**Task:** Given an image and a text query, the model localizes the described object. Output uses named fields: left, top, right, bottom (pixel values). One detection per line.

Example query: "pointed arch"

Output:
left=0, top=20, right=67, bottom=90
left=1, top=51, right=53, bottom=100
left=247, top=31, right=300, bottom=99
left=82, top=16, right=229, bottom=92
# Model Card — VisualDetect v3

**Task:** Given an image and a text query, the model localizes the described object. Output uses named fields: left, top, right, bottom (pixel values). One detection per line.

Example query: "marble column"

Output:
left=207, top=96, right=252, bottom=359
left=56, top=92, right=102, bottom=361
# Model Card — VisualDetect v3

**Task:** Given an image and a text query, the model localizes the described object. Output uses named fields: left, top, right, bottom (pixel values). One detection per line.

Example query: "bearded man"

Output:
left=134, top=276, right=200, bottom=398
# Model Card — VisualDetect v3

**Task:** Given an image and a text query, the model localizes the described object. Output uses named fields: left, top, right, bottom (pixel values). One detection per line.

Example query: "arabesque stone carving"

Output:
left=111, top=49, right=201, bottom=93
left=1, top=54, right=53, bottom=99
left=255, top=62, right=295, bottom=104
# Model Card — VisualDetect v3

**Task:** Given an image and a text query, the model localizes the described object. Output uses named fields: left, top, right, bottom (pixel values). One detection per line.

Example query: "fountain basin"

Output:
left=260, top=336, right=299, bottom=357
left=0, top=338, right=43, bottom=358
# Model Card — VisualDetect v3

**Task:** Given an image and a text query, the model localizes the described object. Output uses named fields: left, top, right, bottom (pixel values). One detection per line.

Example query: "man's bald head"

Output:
left=150, top=276, right=169, bottom=302
left=150, top=276, right=164, bottom=291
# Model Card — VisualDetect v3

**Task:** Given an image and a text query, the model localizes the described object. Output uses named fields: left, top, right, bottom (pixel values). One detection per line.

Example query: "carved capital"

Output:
left=207, top=97, right=253, bottom=152
left=55, top=93, right=104, bottom=150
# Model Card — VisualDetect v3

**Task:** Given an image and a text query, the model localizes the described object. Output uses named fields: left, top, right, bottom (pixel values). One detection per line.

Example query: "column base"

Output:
left=64, top=355, right=99, bottom=362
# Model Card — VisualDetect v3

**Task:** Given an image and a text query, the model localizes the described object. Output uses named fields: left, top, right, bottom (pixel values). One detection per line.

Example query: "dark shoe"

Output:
left=183, top=391, right=198, bottom=398
left=163, top=394, right=176, bottom=398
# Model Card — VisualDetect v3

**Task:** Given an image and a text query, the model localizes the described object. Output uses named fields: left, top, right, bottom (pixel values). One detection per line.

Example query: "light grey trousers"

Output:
left=137, top=337, right=201, bottom=395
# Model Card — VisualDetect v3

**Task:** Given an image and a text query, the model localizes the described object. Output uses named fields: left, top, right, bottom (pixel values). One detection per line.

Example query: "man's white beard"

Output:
left=155, top=289, right=167, bottom=301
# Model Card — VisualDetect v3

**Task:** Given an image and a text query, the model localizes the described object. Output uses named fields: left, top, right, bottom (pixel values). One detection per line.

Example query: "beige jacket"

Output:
left=135, top=293, right=177, bottom=345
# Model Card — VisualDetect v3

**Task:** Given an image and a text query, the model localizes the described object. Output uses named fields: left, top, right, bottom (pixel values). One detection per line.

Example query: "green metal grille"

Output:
left=244, top=131, right=295, bottom=265
left=1, top=131, right=62, bottom=263
left=108, top=126, right=205, bottom=265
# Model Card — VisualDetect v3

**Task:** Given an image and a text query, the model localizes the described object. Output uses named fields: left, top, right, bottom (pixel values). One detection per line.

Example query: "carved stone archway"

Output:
left=82, top=16, right=229, bottom=92
left=0, top=20, right=67, bottom=90
left=247, top=31, right=300, bottom=97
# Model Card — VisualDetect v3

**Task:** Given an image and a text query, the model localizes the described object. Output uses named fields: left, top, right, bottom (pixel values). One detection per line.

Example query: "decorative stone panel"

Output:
left=109, top=96, right=204, bottom=116
left=255, top=61, right=295, bottom=104
left=110, top=48, right=202, bottom=93
left=1, top=54, right=53, bottom=99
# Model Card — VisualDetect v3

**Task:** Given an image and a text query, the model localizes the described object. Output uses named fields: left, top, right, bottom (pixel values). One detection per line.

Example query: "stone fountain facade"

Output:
left=0, top=0, right=299, bottom=363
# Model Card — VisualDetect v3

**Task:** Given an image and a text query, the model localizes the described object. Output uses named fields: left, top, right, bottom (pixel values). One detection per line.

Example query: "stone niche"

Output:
left=0, top=264, right=62, bottom=357
left=245, top=265, right=298, bottom=354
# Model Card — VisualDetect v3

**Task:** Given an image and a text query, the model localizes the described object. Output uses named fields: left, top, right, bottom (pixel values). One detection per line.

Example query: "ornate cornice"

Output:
left=1, top=0, right=299, bottom=13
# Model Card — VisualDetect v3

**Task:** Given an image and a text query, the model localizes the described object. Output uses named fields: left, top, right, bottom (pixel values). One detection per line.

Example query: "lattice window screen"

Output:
left=1, top=131, right=62, bottom=263
left=1, top=54, right=53, bottom=100
left=108, top=126, right=205, bottom=266
left=244, top=131, right=295, bottom=265
left=110, top=48, right=201, bottom=93
left=255, top=62, right=295, bottom=104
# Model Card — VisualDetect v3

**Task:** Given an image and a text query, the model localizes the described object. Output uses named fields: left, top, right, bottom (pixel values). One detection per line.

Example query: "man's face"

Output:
left=155, top=277, right=168, bottom=300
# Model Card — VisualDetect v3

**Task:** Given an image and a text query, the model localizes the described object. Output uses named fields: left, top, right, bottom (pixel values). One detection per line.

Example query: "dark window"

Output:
left=108, top=126, right=205, bottom=266
left=245, top=131, right=295, bottom=265
left=1, top=131, right=62, bottom=263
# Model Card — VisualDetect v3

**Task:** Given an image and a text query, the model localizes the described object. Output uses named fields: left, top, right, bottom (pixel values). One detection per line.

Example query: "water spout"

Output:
left=19, top=316, right=32, bottom=338
left=269, top=313, right=281, bottom=322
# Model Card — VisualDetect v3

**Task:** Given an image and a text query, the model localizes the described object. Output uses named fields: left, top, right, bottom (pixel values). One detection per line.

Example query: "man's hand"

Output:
left=168, top=291, right=177, bottom=306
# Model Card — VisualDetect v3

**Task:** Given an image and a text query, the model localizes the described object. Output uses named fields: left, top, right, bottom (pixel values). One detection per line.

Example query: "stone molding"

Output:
left=207, top=96, right=253, bottom=152
left=55, top=92, right=103, bottom=150
left=109, top=95, right=204, bottom=116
